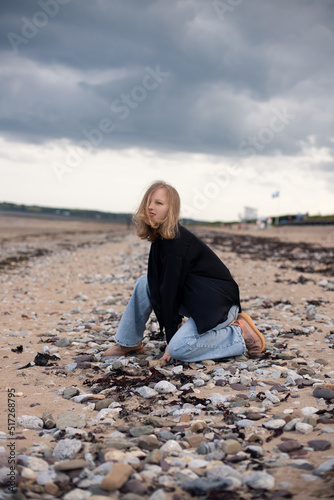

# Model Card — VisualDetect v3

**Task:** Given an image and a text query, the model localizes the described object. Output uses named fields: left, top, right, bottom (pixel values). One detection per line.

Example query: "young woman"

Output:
left=104, top=181, right=265, bottom=362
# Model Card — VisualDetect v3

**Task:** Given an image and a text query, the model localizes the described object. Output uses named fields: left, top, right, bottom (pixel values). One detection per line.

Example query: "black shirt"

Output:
left=147, top=224, right=241, bottom=343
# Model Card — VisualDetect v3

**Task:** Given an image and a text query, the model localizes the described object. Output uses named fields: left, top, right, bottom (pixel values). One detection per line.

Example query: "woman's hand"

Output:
left=160, top=345, right=172, bottom=362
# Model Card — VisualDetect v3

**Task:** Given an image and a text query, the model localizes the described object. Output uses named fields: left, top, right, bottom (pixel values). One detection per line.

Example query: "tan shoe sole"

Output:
left=238, top=312, right=266, bottom=353
left=103, top=342, right=145, bottom=357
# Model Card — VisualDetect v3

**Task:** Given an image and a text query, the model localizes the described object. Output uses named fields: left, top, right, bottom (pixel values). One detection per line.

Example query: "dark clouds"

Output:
left=1, top=0, right=334, bottom=159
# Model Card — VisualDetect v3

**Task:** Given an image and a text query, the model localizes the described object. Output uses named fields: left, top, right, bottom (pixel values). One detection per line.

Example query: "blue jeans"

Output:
left=115, top=274, right=246, bottom=362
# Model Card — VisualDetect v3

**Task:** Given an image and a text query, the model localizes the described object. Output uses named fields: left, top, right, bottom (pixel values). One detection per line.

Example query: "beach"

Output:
left=1, top=215, right=334, bottom=500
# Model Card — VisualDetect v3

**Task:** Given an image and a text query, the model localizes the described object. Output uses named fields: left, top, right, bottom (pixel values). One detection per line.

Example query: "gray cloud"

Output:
left=0, top=0, right=333, bottom=162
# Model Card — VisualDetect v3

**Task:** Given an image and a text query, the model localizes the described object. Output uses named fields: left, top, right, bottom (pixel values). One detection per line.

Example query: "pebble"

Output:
left=263, top=419, right=286, bottom=430
left=307, top=440, right=331, bottom=451
left=17, top=415, right=44, bottom=430
left=295, top=422, right=314, bottom=434
left=313, top=387, right=334, bottom=400
left=244, top=471, right=275, bottom=490
left=56, top=412, right=86, bottom=430
left=221, top=439, right=242, bottom=454
left=52, top=439, right=82, bottom=460
left=313, top=458, right=334, bottom=476
left=154, top=381, right=177, bottom=393
left=100, top=463, right=133, bottom=491
left=136, top=386, right=158, bottom=398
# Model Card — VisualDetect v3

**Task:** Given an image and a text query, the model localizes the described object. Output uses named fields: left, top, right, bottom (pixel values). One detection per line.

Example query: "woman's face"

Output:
left=148, top=187, right=169, bottom=223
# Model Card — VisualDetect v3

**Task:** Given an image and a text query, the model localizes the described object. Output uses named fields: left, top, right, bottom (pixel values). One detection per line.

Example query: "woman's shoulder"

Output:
left=161, top=223, right=195, bottom=254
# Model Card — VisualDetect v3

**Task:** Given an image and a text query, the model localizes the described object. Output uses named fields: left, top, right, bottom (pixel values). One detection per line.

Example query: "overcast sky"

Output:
left=0, top=0, right=333, bottom=221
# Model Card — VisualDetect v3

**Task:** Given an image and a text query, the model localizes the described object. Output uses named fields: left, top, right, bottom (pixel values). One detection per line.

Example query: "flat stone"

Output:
left=278, top=440, right=303, bottom=453
left=244, top=471, right=275, bottom=490
left=145, top=449, right=164, bottom=464
left=137, top=435, right=160, bottom=451
left=221, top=439, right=242, bottom=454
left=100, top=463, right=133, bottom=491
left=154, top=381, right=177, bottom=394
left=129, top=425, right=155, bottom=437
left=185, top=434, right=208, bottom=448
left=313, top=387, right=334, bottom=400
left=313, top=458, right=334, bottom=476
left=56, top=413, right=86, bottom=430
left=95, top=398, right=116, bottom=411
left=55, top=338, right=70, bottom=347
left=307, top=440, right=331, bottom=451
left=63, top=489, right=91, bottom=500
left=26, top=457, right=49, bottom=472
left=295, top=422, right=314, bottom=434
left=263, top=419, right=286, bottom=430
left=136, top=386, right=158, bottom=398
left=182, top=477, right=240, bottom=494
left=17, top=415, right=44, bottom=430
left=54, top=459, right=89, bottom=471
left=229, top=383, right=249, bottom=391
left=301, top=407, right=319, bottom=416
left=52, top=438, right=82, bottom=460
left=63, top=387, right=80, bottom=399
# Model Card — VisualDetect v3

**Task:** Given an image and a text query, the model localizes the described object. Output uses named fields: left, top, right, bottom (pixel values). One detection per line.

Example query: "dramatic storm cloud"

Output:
left=0, top=0, right=333, bottom=220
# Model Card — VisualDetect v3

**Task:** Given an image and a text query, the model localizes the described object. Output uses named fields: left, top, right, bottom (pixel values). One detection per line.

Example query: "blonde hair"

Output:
left=133, top=181, right=180, bottom=241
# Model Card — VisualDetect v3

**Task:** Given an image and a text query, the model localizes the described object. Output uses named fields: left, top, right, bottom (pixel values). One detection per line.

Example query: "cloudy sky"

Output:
left=0, top=0, right=333, bottom=221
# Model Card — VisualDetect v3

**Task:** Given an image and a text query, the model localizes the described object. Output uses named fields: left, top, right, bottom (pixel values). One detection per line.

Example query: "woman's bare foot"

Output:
left=103, top=341, right=145, bottom=357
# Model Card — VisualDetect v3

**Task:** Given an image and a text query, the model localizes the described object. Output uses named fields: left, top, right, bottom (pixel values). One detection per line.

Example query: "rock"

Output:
left=100, top=463, right=133, bottom=491
left=206, top=465, right=243, bottom=482
left=145, top=449, right=164, bottom=464
left=95, top=398, right=116, bottom=411
left=313, top=458, right=334, bottom=476
left=313, top=387, right=334, bottom=400
left=307, top=440, right=331, bottom=451
left=278, top=440, right=303, bottom=453
left=154, top=381, right=177, bottom=394
left=301, top=407, right=319, bottom=416
left=65, top=362, right=77, bottom=372
left=221, top=439, right=242, bottom=454
left=17, top=415, right=44, bottom=430
left=52, top=438, right=82, bottom=460
left=54, top=459, right=89, bottom=471
left=122, top=479, right=147, bottom=496
left=188, top=459, right=209, bottom=469
left=26, top=457, right=49, bottom=472
left=185, top=434, right=208, bottom=448
left=263, top=419, right=286, bottom=430
left=129, top=425, right=155, bottom=437
left=244, top=471, right=275, bottom=490
left=137, top=435, right=160, bottom=451
left=208, top=393, right=227, bottom=405
left=56, top=412, right=86, bottom=430
left=149, top=489, right=166, bottom=500
left=63, top=489, right=92, bottom=500
left=295, top=422, right=313, bottom=434
left=55, top=337, right=70, bottom=347
left=136, top=386, right=158, bottom=398
left=182, top=477, right=240, bottom=494
left=160, top=440, right=182, bottom=455
left=42, top=411, right=55, bottom=429
left=63, top=387, right=80, bottom=399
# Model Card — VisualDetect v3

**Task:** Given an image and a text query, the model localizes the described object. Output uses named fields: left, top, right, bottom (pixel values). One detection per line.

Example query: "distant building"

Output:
left=243, top=206, right=258, bottom=222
